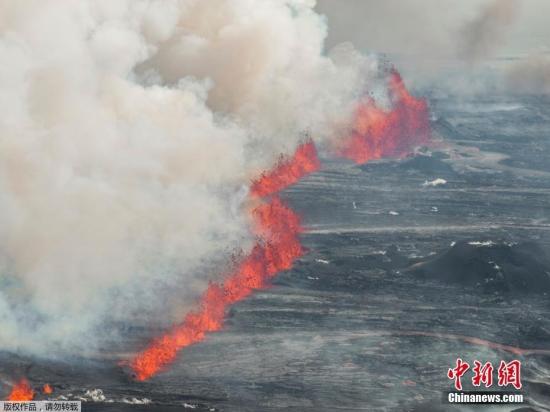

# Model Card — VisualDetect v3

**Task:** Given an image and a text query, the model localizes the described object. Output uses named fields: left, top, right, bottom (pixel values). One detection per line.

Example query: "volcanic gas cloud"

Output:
left=0, top=0, right=431, bottom=395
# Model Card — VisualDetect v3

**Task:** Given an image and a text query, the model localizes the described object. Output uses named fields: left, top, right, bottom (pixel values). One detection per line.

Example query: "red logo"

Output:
left=448, top=359, right=522, bottom=390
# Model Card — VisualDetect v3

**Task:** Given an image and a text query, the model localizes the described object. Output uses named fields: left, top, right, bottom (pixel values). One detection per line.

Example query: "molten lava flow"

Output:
left=42, top=384, right=53, bottom=395
left=129, top=143, right=319, bottom=381
left=7, top=379, right=34, bottom=401
left=338, top=69, right=431, bottom=164
left=250, top=141, right=320, bottom=197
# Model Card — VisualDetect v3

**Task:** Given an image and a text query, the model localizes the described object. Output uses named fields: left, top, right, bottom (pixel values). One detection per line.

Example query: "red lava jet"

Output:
left=338, top=69, right=431, bottom=164
left=129, top=141, right=321, bottom=381
left=250, top=141, right=320, bottom=197
left=7, top=379, right=34, bottom=401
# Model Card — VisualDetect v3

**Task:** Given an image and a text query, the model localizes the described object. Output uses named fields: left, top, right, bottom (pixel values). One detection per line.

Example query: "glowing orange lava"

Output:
left=338, top=69, right=431, bottom=164
left=129, top=143, right=319, bottom=381
left=7, top=379, right=34, bottom=401
left=42, top=384, right=53, bottom=395
left=251, top=141, right=320, bottom=197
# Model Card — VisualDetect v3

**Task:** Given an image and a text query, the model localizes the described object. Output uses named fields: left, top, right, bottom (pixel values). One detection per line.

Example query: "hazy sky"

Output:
left=316, top=0, right=550, bottom=59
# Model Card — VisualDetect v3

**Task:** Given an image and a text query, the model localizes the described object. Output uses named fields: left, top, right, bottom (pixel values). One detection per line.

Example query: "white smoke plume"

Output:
left=0, top=0, right=376, bottom=356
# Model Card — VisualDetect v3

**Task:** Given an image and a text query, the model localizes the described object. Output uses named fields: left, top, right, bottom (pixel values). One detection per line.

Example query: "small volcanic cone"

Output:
left=250, top=141, right=320, bottom=197
left=338, top=69, right=431, bottom=164
left=7, top=379, right=34, bottom=401
left=129, top=143, right=319, bottom=381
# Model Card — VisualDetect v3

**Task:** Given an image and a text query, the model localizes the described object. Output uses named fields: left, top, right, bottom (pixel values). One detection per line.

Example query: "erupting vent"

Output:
left=7, top=379, right=34, bottom=401
left=250, top=141, right=320, bottom=198
left=338, top=70, right=431, bottom=164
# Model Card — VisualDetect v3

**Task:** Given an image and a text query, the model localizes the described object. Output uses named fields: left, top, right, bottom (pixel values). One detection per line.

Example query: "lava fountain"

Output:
left=42, top=384, right=53, bottom=395
left=129, top=142, right=320, bottom=381
left=338, top=69, right=431, bottom=164
left=250, top=141, right=320, bottom=197
left=7, top=379, right=34, bottom=401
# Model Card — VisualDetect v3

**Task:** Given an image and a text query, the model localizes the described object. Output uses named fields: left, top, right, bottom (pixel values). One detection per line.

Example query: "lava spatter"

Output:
left=338, top=69, right=431, bottom=164
left=7, top=379, right=34, bottom=401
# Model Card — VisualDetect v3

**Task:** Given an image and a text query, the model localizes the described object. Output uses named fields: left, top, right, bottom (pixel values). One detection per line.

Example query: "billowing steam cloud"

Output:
left=458, top=0, right=520, bottom=63
left=0, top=0, right=377, bottom=356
